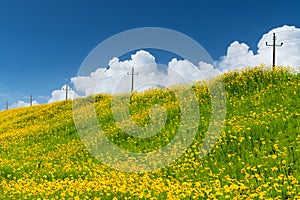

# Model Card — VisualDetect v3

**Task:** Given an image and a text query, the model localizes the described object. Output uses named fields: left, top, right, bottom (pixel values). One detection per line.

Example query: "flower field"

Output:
left=0, top=66, right=299, bottom=199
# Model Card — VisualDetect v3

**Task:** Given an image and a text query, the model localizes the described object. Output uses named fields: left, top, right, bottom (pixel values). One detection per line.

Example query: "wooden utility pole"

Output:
left=30, top=95, right=32, bottom=106
left=266, top=33, right=283, bottom=69
left=65, top=85, right=68, bottom=100
left=127, top=67, right=138, bottom=92
left=6, top=101, right=8, bottom=110
left=63, top=84, right=69, bottom=100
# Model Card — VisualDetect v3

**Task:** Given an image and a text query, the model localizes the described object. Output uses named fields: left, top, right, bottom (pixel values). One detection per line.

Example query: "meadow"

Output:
left=0, top=66, right=299, bottom=199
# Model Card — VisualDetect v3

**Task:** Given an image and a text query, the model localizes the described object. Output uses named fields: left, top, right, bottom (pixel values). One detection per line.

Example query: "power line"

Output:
left=266, top=33, right=283, bottom=69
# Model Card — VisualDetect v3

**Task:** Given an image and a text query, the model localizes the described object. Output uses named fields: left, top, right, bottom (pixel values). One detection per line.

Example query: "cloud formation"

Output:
left=10, top=100, right=39, bottom=109
left=66, top=50, right=219, bottom=98
left=217, top=25, right=300, bottom=71
left=47, top=25, right=300, bottom=103
left=48, top=84, right=79, bottom=103
left=9, top=25, right=300, bottom=108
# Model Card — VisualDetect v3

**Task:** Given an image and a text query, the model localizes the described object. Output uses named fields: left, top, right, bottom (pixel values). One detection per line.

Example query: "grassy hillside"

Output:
left=0, top=66, right=299, bottom=199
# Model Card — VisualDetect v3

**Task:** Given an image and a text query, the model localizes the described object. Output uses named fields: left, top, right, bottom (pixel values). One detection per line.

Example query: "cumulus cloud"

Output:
left=217, top=41, right=259, bottom=71
left=10, top=100, right=39, bottom=109
left=48, top=84, right=79, bottom=103
left=68, top=50, right=219, bottom=97
left=217, top=25, right=300, bottom=71
left=47, top=25, right=300, bottom=103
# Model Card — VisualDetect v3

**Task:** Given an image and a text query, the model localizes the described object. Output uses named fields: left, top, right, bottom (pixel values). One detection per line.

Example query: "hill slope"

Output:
left=0, top=66, right=299, bottom=199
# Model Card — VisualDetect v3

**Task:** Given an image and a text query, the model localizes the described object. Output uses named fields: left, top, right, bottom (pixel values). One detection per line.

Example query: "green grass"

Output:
left=0, top=66, right=299, bottom=199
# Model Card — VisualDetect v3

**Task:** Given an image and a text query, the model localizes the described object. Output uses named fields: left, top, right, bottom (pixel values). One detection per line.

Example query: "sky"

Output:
left=1, top=0, right=300, bottom=110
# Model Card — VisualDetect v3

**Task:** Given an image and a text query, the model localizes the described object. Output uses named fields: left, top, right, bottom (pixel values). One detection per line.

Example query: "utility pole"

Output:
left=30, top=95, right=32, bottom=106
left=127, top=67, right=138, bottom=93
left=63, top=84, right=70, bottom=100
left=66, top=84, right=68, bottom=100
left=266, top=33, right=283, bottom=69
left=6, top=101, right=8, bottom=110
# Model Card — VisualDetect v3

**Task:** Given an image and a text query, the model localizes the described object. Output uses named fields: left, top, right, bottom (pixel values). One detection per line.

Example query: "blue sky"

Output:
left=0, top=0, right=300, bottom=109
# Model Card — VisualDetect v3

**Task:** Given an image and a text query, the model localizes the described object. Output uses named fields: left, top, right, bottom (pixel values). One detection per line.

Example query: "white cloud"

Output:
left=48, top=84, right=79, bottom=103
left=217, top=25, right=300, bottom=72
left=10, top=100, right=39, bottom=109
left=70, top=50, right=163, bottom=96
left=71, top=68, right=107, bottom=95
left=47, top=25, right=300, bottom=103
left=68, top=50, right=219, bottom=97
left=217, top=41, right=259, bottom=71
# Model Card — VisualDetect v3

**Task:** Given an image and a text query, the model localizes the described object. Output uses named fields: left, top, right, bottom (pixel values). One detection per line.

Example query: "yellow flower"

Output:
left=271, top=166, right=278, bottom=171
